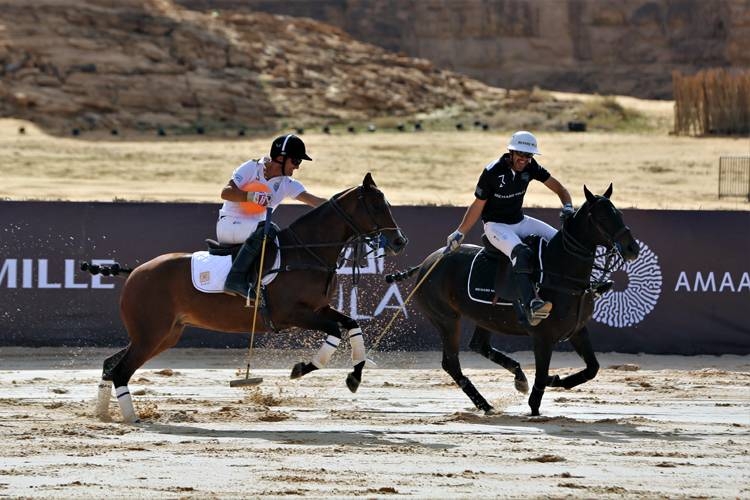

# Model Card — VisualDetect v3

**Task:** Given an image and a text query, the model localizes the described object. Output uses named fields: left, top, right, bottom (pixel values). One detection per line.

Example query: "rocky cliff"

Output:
left=179, top=0, right=750, bottom=99
left=0, top=0, right=513, bottom=133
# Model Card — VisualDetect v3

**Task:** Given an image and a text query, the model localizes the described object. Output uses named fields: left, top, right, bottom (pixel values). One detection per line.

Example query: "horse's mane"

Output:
left=287, top=185, right=358, bottom=230
left=547, top=196, right=593, bottom=248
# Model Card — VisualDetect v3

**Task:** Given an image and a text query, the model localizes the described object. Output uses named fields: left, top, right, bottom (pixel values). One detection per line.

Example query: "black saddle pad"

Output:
left=467, top=235, right=547, bottom=305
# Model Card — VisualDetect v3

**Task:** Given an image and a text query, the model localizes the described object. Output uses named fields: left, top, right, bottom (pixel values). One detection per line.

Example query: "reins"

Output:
left=273, top=186, right=400, bottom=284
left=543, top=199, right=627, bottom=295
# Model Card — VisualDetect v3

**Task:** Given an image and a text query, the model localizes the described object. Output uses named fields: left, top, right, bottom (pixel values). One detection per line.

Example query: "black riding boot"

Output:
left=223, top=231, right=264, bottom=298
left=511, top=244, right=552, bottom=327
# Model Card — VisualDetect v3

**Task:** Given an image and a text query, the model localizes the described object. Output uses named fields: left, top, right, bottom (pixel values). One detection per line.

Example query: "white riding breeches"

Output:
left=484, top=216, right=557, bottom=257
left=216, top=215, right=260, bottom=244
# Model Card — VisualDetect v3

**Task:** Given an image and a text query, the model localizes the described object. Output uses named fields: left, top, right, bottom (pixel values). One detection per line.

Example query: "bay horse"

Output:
left=386, top=185, right=639, bottom=416
left=92, top=173, right=407, bottom=423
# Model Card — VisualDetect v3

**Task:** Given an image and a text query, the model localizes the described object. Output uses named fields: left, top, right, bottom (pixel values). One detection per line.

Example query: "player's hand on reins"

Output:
left=559, top=203, right=575, bottom=225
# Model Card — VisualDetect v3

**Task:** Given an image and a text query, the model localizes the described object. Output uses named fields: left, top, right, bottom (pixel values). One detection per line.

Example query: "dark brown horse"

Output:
left=386, top=185, right=639, bottom=416
left=92, top=173, right=407, bottom=422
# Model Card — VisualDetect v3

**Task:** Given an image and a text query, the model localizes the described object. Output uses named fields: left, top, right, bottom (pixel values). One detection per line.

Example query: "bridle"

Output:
left=586, top=198, right=631, bottom=251
left=328, top=186, right=400, bottom=241
left=561, top=197, right=630, bottom=259
left=281, top=186, right=402, bottom=280
left=552, top=196, right=631, bottom=293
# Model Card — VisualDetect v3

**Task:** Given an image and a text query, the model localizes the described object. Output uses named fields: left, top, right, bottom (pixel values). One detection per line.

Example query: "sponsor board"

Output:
left=1, top=202, right=748, bottom=353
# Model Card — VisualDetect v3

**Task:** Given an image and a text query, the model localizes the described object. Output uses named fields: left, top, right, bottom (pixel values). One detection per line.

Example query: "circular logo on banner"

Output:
left=593, top=239, right=662, bottom=328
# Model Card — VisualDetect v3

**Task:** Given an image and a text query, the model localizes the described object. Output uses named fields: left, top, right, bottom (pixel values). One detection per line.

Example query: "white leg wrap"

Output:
left=312, top=335, right=340, bottom=368
left=95, top=381, right=112, bottom=420
left=115, top=385, right=139, bottom=423
left=349, top=328, right=366, bottom=364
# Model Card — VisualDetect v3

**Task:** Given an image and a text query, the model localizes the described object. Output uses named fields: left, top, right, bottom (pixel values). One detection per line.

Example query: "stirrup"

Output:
left=526, top=298, right=552, bottom=326
left=224, top=281, right=252, bottom=299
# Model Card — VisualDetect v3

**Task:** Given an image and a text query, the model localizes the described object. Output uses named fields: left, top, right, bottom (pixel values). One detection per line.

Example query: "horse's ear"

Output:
left=603, top=183, right=613, bottom=199
left=583, top=185, right=595, bottom=204
left=363, top=172, right=376, bottom=190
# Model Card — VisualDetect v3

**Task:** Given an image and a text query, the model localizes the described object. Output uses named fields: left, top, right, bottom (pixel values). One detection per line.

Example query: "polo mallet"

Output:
left=230, top=207, right=273, bottom=388
left=367, top=246, right=450, bottom=355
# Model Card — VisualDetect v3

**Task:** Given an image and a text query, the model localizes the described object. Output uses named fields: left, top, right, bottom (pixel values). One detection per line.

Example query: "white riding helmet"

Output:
left=507, top=130, right=541, bottom=155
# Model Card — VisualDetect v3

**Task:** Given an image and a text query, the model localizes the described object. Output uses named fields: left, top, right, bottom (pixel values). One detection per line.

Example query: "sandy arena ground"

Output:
left=1, top=348, right=748, bottom=499
left=1, top=99, right=748, bottom=498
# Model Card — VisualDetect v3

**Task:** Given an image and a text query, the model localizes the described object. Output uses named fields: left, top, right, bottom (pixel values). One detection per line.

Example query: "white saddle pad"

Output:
left=190, top=249, right=280, bottom=294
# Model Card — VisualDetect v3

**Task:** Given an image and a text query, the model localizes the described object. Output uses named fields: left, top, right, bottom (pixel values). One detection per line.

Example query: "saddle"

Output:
left=467, top=235, right=547, bottom=305
left=203, top=238, right=281, bottom=330
left=204, top=238, right=280, bottom=284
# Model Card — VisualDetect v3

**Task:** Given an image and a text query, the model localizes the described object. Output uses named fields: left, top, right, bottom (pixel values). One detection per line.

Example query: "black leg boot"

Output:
left=511, top=244, right=552, bottom=327
left=224, top=232, right=263, bottom=298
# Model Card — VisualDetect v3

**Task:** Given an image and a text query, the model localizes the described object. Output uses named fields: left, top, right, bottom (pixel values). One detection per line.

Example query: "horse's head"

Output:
left=334, top=172, right=408, bottom=255
left=577, top=184, right=640, bottom=261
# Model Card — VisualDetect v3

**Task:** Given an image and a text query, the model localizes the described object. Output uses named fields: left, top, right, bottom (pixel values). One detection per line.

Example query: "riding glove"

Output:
left=446, top=230, right=464, bottom=252
left=247, top=191, right=272, bottom=206
left=559, top=203, right=575, bottom=224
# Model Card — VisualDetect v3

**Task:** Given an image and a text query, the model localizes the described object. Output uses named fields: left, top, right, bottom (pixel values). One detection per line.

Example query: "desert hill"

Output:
left=0, top=0, right=657, bottom=136
left=0, top=0, right=518, bottom=135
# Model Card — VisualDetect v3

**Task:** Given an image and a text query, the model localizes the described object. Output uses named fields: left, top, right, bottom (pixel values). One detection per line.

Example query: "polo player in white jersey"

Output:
left=218, top=134, right=326, bottom=298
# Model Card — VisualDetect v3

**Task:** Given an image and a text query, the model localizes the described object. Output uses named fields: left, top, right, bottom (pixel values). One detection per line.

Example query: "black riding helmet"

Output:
left=270, top=134, right=312, bottom=161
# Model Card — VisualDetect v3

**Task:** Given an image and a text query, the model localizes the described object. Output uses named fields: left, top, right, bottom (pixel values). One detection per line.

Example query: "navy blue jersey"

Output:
left=474, top=153, right=551, bottom=224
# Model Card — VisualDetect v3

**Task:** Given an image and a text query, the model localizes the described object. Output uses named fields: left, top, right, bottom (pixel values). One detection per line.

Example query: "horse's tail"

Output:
left=385, top=265, right=421, bottom=283
left=80, top=261, right=133, bottom=278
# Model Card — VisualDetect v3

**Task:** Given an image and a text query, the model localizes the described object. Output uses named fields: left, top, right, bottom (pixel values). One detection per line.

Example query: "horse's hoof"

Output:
left=514, top=367, right=529, bottom=393
left=530, top=408, right=540, bottom=417
left=290, top=362, right=315, bottom=379
left=515, top=378, right=529, bottom=394
left=346, top=373, right=361, bottom=393
left=484, top=406, right=497, bottom=416
left=547, top=374, right=561, bottom=387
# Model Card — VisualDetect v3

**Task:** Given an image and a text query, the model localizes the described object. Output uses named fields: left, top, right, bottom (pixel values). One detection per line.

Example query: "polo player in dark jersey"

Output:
left=446, top=131, right=575, bottom=326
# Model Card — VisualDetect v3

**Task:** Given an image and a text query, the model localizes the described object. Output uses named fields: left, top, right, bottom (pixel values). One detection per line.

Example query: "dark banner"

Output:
left=1, top=201, right=748, bottom=354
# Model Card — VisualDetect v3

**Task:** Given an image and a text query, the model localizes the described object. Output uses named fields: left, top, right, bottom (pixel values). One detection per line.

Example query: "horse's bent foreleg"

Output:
left=547, top=327, right=599, bottom=389
left=289, top=307, right=366, bottom=391
left=529, top=334, right=554, bottom=416
left=469, top=326, right=528, bottom=393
